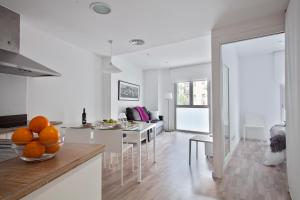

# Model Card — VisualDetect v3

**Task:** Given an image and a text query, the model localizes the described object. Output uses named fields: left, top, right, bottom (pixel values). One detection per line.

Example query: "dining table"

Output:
left=122, top=122, right=156, bottom=183
left=62, top=121, right=157, bottom=183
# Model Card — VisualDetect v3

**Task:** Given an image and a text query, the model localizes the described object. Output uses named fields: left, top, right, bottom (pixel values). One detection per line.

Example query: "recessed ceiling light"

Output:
left=129, top=39, right=145, bottom=46
left=90, top=2, right=111, bottom=15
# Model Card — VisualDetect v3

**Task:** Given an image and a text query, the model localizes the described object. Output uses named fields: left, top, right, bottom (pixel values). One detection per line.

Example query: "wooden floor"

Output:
left=102, top=132, right=291, bottom=200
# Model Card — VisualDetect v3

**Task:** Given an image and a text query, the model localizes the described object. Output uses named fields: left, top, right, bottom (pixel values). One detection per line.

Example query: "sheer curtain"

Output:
left=286, top=0, right=300, bottom=199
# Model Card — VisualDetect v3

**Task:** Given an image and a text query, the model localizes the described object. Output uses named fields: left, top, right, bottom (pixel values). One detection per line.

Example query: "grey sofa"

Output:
left=125, top=107, right=164, bottom=141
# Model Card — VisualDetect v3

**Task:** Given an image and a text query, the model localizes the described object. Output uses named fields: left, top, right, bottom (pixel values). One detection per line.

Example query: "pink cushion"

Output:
left=135, top=107, right=149, bottom=121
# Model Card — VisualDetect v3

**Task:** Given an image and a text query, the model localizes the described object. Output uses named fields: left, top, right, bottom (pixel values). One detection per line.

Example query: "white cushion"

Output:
left=263, top=148, right=285, bottom=166
left=149, top=110, right=159, bottom=120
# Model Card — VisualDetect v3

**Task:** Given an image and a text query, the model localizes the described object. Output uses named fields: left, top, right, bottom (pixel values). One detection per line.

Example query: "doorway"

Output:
left=221, top=32, right=286, bottom=162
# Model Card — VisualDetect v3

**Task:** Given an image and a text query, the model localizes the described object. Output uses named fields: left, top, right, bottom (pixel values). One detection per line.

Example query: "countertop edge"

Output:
left=1, top=144, right=105, bottom=200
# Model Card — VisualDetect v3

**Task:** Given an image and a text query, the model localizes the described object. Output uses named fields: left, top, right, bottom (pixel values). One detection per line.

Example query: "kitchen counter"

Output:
left=0, top=121, right=63, bottom=135
left=0, top=143, right=105, bottom=200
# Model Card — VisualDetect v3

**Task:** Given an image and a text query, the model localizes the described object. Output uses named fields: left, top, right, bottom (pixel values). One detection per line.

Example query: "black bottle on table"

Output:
left=82, top=108, right=87, bottom=125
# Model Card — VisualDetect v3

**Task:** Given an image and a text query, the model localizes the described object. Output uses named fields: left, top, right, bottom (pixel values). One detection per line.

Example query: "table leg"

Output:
left=196, top=142, right=198, bottom=159
left=153, top=127, right=156, bottom=163
left=244, top=126, right=246, bottom=143
left=189, top=140, right=191, bottom=165
left=137, top=133, right=142, bottom=183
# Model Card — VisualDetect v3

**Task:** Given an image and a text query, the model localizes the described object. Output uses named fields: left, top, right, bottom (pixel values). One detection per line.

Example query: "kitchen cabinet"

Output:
left=0, top=5, right=20, bottom=53
left=0, top=143, right=104, bottom=200
left=21, top=154, right=102, bottom=200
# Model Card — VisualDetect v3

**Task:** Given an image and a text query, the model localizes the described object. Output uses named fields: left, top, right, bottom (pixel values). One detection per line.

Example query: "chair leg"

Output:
left=196, top=142, right=198, bottom=160
left=131, top=147, right=134, bottom=172
left=189, top=140, right=192, bottom=165
left=110, top=153, right=113, bottom=169
left=121, top=152, right=124, bottom=186
left=145, top=139, right=149, bottom=160
left=244, top=126, right=246, bottom=143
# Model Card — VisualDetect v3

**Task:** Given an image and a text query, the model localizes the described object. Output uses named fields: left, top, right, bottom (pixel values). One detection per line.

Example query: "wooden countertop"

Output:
left=0, top=121, right=63, bottom=135
left=0, top=143, right=105, bottom=200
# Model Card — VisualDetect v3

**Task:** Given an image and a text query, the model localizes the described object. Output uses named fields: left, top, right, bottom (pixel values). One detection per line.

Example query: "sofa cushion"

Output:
left=135, top=106, right=150, bottom=121
left=126, top=107, right=134, bottom=120
left=126, top=107, right=141, bottom=121
left=154, top=120, right=164, bottom=128
left=149, top=110, right=159, bottom=120
left=132, top=108, right=141, bottom=121
left=126, top=107, right=159, bottom=122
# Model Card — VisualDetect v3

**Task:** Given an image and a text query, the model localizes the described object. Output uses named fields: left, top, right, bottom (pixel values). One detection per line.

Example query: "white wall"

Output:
left=20, top=20, right=103, bottom=123
left=0, top=74, right=27, bottom=116
left=101, top=68, right=111, bottom=120
left=274, top=51, right=285, bottom=85
left=109, top=57, right=143, bottom=119
left=143, top=70, right=159, bottom=111
left=143, top=63, right=211, bottom=129
left=1, top=19, right=142, bottom=123
left=239, top=53, right=281, bottom=140
left=286, top=0, right=300, bottom=199
left=221, top=44, right=240, bottom=154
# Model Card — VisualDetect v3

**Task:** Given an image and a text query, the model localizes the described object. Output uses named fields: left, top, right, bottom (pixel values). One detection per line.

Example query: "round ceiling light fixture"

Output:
left=129, top=39, right=145, bottom=46
left=90, top=2, right=111, bottom=15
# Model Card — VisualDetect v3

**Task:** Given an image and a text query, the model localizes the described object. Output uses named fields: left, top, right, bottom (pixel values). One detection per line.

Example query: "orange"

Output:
left=29, top=116, right=50, bottom=133
left=39, top=126, right=59, bottom=145
left=11, top=128, right=33, bottom=145
left=45, top=143, right=61, bottom=154
left=23, top=141, right=45, bottom=158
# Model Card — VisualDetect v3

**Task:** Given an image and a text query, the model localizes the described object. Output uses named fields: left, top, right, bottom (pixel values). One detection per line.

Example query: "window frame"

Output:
left=174, top=79, right=211, bottom=133
left=175, top=80, right=209, bottom=109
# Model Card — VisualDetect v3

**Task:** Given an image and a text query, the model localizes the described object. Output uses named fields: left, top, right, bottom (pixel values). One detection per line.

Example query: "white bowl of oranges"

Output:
left=11, top=116, right=63, bottom=162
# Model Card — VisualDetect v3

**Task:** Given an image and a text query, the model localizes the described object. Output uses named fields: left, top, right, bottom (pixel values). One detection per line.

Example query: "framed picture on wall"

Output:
left=118, top=80, right=140, bottom=101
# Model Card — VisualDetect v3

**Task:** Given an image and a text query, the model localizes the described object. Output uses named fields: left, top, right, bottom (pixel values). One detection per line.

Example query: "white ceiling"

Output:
left=231, top=33, right=285, bottom=57
left=0, top=0, right=289, bottom=57
left=116, top=35, right=211, bottom=69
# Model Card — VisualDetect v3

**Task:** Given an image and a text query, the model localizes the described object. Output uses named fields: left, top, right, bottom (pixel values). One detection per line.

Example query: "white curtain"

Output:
left=286, top=0, right=300, bottom=199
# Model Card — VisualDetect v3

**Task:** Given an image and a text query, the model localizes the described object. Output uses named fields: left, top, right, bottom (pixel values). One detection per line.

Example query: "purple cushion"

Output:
left=135, top=107, right=150, bottom=121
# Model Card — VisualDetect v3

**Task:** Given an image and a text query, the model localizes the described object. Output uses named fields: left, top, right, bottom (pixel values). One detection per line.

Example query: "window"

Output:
left=193, top=81, right=208, bottom=106
left=176, top=82, right=190, bottom=105
left=175, top=80, right=210, bottom=133
left=176, top=80, right=208, bottom=106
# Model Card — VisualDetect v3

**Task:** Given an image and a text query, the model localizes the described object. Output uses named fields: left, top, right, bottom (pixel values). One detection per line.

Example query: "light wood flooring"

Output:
left=102, top=132, right=291, bottom=200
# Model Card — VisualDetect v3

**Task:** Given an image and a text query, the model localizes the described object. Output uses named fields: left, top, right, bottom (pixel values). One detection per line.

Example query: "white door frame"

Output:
left=211, top=12, right=285, bottom=178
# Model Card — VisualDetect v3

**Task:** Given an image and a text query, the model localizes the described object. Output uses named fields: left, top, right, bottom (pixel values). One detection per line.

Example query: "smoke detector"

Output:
left=129, top=39, right=145, bottom=46
left=90, top=2, right=111, bottom=15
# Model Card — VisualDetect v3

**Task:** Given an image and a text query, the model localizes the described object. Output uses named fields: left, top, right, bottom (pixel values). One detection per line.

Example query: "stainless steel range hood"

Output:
left=0, top=5, right=61, bottom=77
left=0, top=49, right=61, bottom=77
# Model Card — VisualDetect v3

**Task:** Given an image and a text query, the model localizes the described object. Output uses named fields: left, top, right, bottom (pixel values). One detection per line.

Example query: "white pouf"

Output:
left=263, top=148, right=285, bottom=166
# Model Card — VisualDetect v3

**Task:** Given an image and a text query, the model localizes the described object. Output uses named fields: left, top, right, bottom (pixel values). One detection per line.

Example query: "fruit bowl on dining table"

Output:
left=93, top=119, right=121, bottom=129
left=11, top=116, right=64, bottom=162
left=102, top=119, right=120, bottom=126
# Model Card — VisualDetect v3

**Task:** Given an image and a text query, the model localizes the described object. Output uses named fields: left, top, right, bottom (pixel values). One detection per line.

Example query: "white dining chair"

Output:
left=64, top=127, right=110, bottom=176
left=92, top=129, right=134, bottom=185
left=64, top=128, right=92, bottom=144
left=243, top=113, right=265, bottom=142
left=123, top=132, right=148, bottom=159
